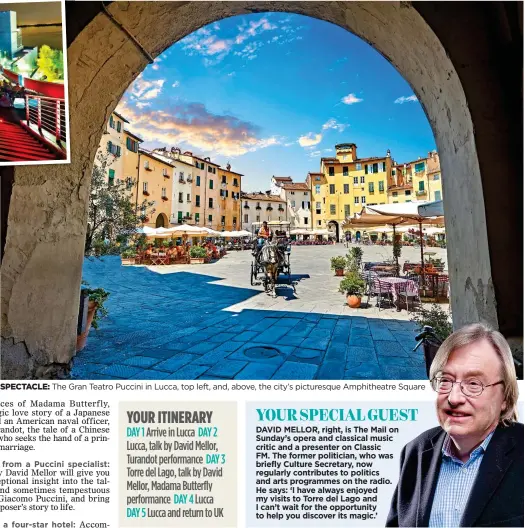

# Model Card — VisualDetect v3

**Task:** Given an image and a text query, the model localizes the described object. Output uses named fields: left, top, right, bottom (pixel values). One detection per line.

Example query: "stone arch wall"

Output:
left=0, top=2, right=498, bottom=378
left=155, top=213, right=168, bottom=229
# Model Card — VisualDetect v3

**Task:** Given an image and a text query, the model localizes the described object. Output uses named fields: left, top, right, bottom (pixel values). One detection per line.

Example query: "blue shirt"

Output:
left=429, top=431, right=494, bottom=527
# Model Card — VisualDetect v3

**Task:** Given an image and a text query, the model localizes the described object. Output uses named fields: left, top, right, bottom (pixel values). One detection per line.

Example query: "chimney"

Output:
left=386, top=149, right=391, bottom=158
left=226, top=162, right=231, bottom=171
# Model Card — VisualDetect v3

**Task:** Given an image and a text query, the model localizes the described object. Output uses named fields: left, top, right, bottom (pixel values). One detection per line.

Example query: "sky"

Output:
left=0, top=2, right=62, bottom=25
left=117, top=13, right=436, bottom=193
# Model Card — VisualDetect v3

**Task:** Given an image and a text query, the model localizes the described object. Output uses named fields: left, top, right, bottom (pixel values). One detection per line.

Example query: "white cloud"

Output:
left=341, top=93, right=363, bottom=105
left=136, top=102, right=151, bottom=109
left=171, top=81, right=180, bottom=88
left=394, top=95, right=418, bottom=104
left=308, top=150, right=322, bottom=158
left=130, top=78, right=165, bottom=101
left=298, top=132, right=322, bottom=147
left=227, top=72, right=236, bottom=77
left=322, top=118, right=349, bottom=132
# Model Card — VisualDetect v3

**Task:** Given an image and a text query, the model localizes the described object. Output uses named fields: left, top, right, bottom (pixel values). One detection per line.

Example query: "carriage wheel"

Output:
left=251, top=262, right=256, bottom=285
left=287, top=264, right=292, bottom=285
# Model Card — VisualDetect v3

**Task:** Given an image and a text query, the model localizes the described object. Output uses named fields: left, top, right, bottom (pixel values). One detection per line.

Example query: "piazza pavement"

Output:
left=72, top=244, right=449, bottom=381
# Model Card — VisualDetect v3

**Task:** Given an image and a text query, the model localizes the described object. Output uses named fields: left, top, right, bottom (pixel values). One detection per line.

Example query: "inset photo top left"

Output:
left=0, top=0, right=68, bottom=165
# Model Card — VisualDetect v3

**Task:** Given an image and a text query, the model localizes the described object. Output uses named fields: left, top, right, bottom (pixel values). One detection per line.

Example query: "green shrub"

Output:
left=410, top=304, right=453, bottom=342
left=121, top=248, right=137, bottom=258
left=330, top=256, right=347, bottom=271
left=82, top=283, right=110, bottom=329
left=338, top=271, right=366, bottom=296
left=346, top=246, right=363, bottom=272
left=189, top=246, right=207, bottom=258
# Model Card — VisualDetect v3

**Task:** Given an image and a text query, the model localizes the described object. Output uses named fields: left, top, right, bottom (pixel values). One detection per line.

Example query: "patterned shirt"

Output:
left=429, top=431, right=494, bottom=527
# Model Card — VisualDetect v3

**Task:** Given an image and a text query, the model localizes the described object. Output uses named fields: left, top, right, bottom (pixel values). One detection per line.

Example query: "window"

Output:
left=372, top=163, right=378, bottom=173
left=368, top=182, right=374, bottom=193
left=108, top=169, right=115, bottom=185
left=354, top=197, right=359, bottom=204
left=304, top=217, right=308, bottom=225
left=221, top=216, right=226, bottom=226
left=418, top=181, right=425, bottom=191
left=195, top=195, right=200, bottom=207
left=433, top=173, right=440, bottom=180
left=222, top=175, right=227, bottom=184
left=187, top=193, right=190, bottom=202
left=343, top=166, right=348, bottom=176
left=117, top=121, right=121, bottom=133
left=208, top=166, right=213, bottom=173
left=144, top=160, right=149, bottom=169
left=343, top=184, right=349, bottom=194
left=126, top=137, right=138, bottom=152
left=344, top=204, right=350, bottom=217
left=304, top=192, right=308, bottom=196
left=209, top=198, right=213, bottom=208
left=196, top=175, right=201, bottom=186
left=244, top=214, right=248, bottom=223
left=330, top=204, right=336, bottom=215
left=195, top=213, right=200, bottom=223
left=342, top=154, right=347, bottom=161
left=316, top=202, right=321, bottom=209
left=353, top=176, right=358, bottom=185
left=143, top=182, right=148, bottom=193
left=317, top=220, right=322, bottom=226
left=415, top=162, right=426, bottom=172
left=405, top=190, right=411, bottom=196
left=209, top=179, right=214, bottom=190
left=208, top=215, right=213, bottom=223
left=356, top=163, right=361, bottom=170
left=178, top=211, right=183, bottom=223
left=361, top=196, right=366, bottom=204
left=233, top=178, right=238, bottom=186
left=291, top=200, right=296, bottom=207
left=434, top=190, right=442, bottom=201
left=315, top=176, right=321, bottom=181
left=315, top=185, right=321, bottom=194
left=360, top=176, right=365, bottom=184
left=256, top=215, right=260, bottom=222
left=391, top=169, right=396, bottom=176
left=392, top=191, right=398, bottom=197
left=161, top=187, right=166, bottom=198
left=329, top=184, right=335, bottom=195
left=233, top=217, right=237, bottom=226
left=328, top=167, right=335, bottom=176
left=109, top=115, right=114, bottom=129
left=290, top=191, right=295, bottom=195
left=380, top=162, right=385, bottom=172
left=178, top=192, right=183, bottom=203
left=379, top=181, right=384, bottom=192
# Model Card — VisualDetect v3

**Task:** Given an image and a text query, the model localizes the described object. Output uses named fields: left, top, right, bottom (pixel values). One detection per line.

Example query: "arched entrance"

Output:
left=155, top=213, right=168, bottom=228
left=1, top=2, right=520, bottom=378
left=327, top=221, right=340, bottom=242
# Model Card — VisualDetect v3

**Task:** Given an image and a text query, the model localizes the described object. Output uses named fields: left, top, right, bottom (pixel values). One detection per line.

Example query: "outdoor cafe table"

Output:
left=378, top=276, right=419, bottom=307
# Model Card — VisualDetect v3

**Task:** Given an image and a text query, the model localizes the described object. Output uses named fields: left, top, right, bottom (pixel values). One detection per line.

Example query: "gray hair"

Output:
left=429, top=323, right=519, bottom=425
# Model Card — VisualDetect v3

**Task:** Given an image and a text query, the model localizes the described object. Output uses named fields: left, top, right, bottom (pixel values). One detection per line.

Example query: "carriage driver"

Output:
left=256, top=221, right=272, bottom=252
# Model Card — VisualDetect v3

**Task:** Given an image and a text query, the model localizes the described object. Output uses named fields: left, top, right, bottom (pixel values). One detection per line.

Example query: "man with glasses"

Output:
left=387, top=323, right=523, bottom=527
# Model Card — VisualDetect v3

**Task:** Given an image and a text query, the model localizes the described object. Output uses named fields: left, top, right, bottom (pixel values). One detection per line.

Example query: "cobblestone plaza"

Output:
left=73, top=244, right=449, bottom=380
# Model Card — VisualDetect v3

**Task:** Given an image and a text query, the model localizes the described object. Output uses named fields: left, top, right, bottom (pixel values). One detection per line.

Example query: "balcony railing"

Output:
left=163, top=173, right=170, bottom=179
left=416, top=189, right=427, bottom=196
left=186, top=175, right=193, bottom=182
left=25, top=94, right=67, bottom=150
left=179, top=178, right=185, bottom=183
left=143, top=190, right=150, bottom=196
left=161, top=196, right=168, bottom=201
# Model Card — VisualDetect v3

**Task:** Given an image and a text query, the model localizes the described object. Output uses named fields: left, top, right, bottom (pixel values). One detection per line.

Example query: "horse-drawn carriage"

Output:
left=250, top=221, right=292, bottom=296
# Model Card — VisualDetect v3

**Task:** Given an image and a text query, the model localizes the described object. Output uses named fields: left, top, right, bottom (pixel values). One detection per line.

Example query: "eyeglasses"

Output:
left=431, top=377, right=504, bottom=397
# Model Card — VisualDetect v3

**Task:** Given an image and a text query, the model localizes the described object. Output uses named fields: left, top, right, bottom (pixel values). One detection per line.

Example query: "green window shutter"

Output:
left=364, top=165, right=368, bottom=175
left=117, top=121, right=121, bottom=132
left=195, top=213, right=200, bottom=223
left=178, top=211, right=183, bottom=221
left=415, top=162, right=425, bottom=172
left=196, top=176, right=200, bottom=186
left=108, top=169, right=115, bottom=185
left=107, top=141, right=112, bottom=153
left=209, top=179, right=213, bottom=189
left=368, top=182, right=374, bottom=192
left=419, top=181, right=425, bottom=191
left=126, top=137, right=130, bottom=150
left=379, top=181, right=384, bottom=192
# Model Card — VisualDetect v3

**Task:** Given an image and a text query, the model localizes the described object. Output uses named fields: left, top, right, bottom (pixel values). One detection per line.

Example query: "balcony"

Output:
left=161, top=196, right=168, bottom=201
left=256, top=206, right=262, bottom=210
left=145, top=166, right=152, bottom=172
left=186, top=175, right=193, bottom=182
left=266, top=206, right=273, bottom=211
left=143, top=190, right=150, bottom=196
left=243, top=204, right=250, bottom=209
left=178, top=198, right=184, bottom=203
left=187, top=198, right=192, bottom=203
left=163, top=173, right=170, bottom=179
left=179, top=178, right=185, bottom=184
left=416, top=189, right=427, bottom=196
left=278, top=207, right=284, bottom=212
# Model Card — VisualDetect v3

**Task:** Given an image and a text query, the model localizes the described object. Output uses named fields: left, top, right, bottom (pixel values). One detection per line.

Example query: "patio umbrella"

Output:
left=367, top=201, right=445, bottom=277
left=168, top=224, right=211, bottom=236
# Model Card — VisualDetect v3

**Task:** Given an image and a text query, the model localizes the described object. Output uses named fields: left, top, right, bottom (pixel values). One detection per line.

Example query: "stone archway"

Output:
left=0, top=2, right=514, bottom=378
left=155, top=213, right=168, bottom=229
left=327, top=221, right=340, bottom=242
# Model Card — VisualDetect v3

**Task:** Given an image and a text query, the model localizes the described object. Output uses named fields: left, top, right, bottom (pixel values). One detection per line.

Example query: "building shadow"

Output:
left=74, top=256, right=425, bottom=381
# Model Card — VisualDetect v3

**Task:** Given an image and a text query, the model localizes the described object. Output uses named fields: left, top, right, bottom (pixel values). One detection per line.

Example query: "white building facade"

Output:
left=270, top=177, right=312, bottom=230
left=241, top=192, right=287, bottom=233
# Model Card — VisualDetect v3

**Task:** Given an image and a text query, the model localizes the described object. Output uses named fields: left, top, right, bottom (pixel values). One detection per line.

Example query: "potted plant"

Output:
left=121, top=248, right=137, bottom=265
left=346, top=246, right=363, bottom=272
left=339, top=271, right=366, bottom=308
left=330, top=256, right=347, bottom=277
left=76, top=283, right=110, bottom=351
left=189, top=245, right=207, bottom=264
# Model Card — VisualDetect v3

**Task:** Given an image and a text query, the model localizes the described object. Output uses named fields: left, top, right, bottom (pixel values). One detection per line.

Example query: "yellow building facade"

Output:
left=136, top=150, right=173, bottom=228
left=218, top=165, right=242, bottom=231
left=310, top=143, right=391, bottom=238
